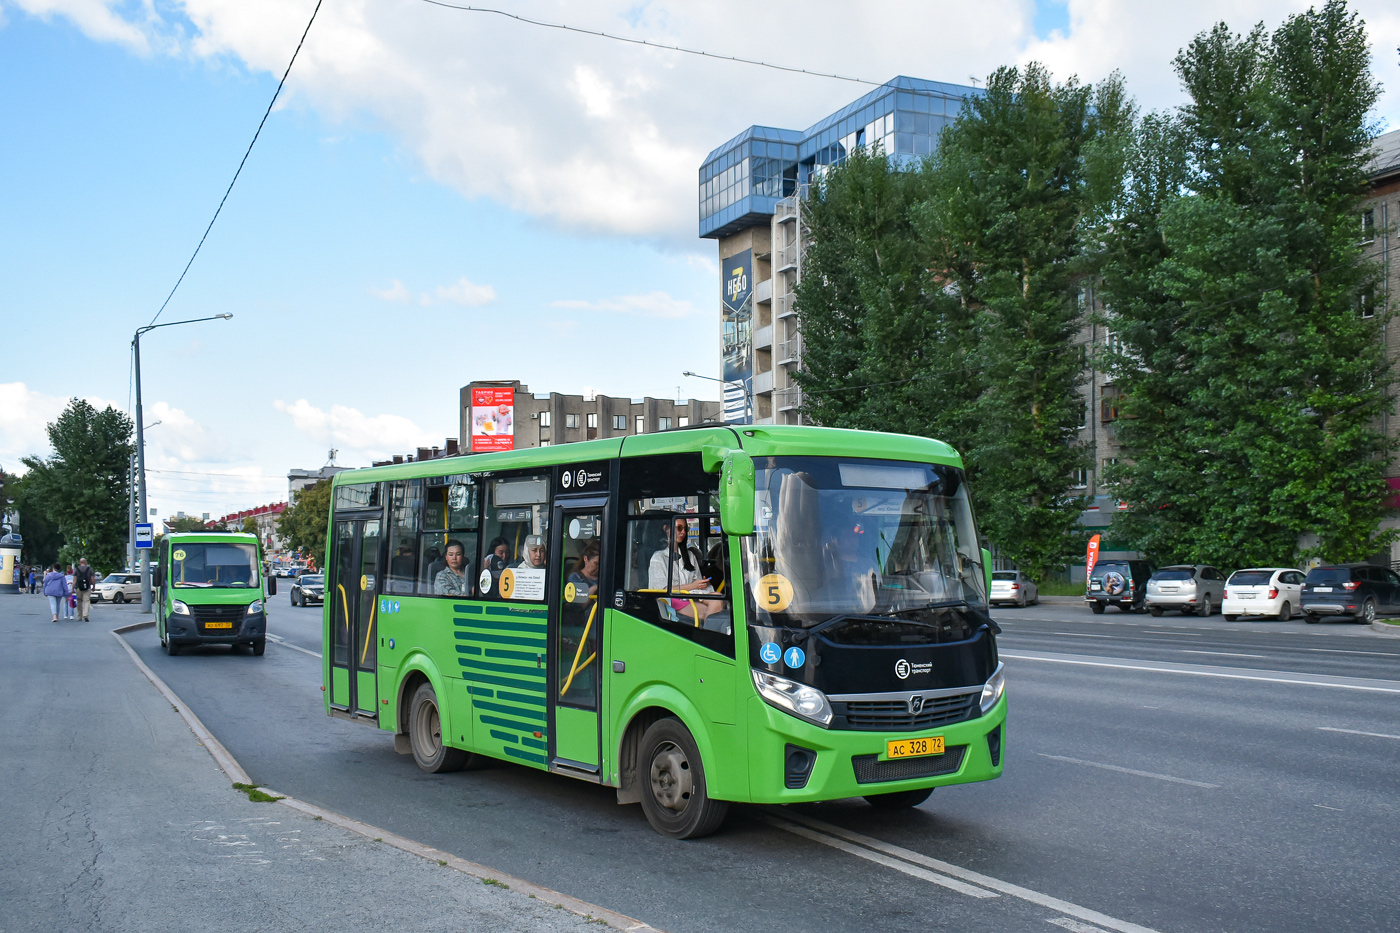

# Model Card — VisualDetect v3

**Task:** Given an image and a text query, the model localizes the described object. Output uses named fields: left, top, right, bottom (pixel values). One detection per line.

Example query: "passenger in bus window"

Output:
left=650, top=517, right=723, bottom=622
left=486, top=537, right=509, bottom=573
left=434, top=540, right=471, bottom=596
left=514, top=535, right=547, bottom=570
left=390, top=545, right=416, bottom=580
left=567, top=539, right=600, bottom=603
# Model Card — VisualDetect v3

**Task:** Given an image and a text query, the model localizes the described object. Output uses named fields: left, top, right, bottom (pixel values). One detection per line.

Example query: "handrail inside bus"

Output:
left=360, top=597, right=377, bottom=665
left=561, top=599, right=597, bottom=696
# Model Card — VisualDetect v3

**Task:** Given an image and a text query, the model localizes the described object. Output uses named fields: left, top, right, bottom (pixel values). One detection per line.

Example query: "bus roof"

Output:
left=332, top=424, right=963, bottom=486
left=164, top=531, right=261, bottom=545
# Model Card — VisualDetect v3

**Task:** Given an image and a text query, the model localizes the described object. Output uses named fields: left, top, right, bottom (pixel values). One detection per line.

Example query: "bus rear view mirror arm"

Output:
left=702, top=445, right=755, bottom=536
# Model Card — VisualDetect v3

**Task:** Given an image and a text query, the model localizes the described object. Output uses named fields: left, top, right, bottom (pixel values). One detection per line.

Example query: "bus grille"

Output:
left=193, top=605, right=245, bottom=633
left=838, top=692, right=979, bottom=731
left=852, top=746, right=966, bottom=784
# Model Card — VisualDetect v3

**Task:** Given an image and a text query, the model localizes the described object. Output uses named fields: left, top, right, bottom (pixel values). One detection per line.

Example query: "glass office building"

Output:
left=700, top=76, right=978, bottom=423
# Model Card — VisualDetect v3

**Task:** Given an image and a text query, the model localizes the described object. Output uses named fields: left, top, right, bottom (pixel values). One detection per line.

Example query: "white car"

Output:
left=1223, top=567, right=1304, bottom=621
left=990, top=570, right=1038, bottom=607
left=95, top=572, right=141, bottom=604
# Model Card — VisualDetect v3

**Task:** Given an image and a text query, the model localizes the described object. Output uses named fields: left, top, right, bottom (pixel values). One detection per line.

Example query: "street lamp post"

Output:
left=682, top=371, right=752, bottom=423
left=133, top=314, right=232, bottom=612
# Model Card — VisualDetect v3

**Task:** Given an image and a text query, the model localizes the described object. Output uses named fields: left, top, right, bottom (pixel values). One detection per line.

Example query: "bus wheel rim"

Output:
left=649, top=742, right=693, bottom=812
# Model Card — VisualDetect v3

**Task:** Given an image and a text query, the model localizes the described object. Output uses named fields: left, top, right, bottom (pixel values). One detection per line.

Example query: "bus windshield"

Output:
left=742, top=457, right=987, bottom=627
left=170, top=542, right=259, bottom=588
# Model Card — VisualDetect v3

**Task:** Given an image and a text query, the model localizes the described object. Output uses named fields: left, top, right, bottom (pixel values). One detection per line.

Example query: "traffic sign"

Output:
left=134, top=523, right=154, bottom=549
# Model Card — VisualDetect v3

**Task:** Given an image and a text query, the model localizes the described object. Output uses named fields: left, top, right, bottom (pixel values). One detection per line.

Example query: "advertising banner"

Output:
left=1086, top=534, right=1101, bottom=576
left=721, top=249, right=753, bottom=423
left=471, top=387, right=515, bottom=452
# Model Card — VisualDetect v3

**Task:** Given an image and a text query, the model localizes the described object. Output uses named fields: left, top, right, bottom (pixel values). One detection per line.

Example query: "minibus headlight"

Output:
left=980, top=663, right=1006, bottom=714
left=246, top=600, right=263, bottom=615
left=171, top=600, right=191, bottom=616
left=752, top=670, right=832, bottom=727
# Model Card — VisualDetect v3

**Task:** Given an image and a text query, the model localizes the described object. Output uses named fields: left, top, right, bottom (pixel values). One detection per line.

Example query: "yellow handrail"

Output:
left=560, top=600, right=597, bottom=696
left=360, top=596, right=377, bottom=665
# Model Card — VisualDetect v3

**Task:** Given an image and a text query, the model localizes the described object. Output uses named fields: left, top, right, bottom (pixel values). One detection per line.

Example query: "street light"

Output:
left=682, top=371, right=752, bottom=423
left=133, top=313, right=233, bottom=612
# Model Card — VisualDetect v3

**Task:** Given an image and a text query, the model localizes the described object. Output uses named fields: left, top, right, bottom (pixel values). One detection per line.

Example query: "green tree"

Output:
left=240, top=516, right=259, bottom=536
left=166, top=515, right=211, bottom=533
left=21, top=399, right=134, bottom=570
left=1101, top=2, right=1388, bottom=566
left=6, top=472, right=64, bottom=567
left=277, top=480, right=331, bottom=563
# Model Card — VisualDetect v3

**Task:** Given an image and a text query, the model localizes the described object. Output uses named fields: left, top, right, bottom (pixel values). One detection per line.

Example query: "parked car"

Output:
left=94, top=572, right=141, bottom=604
left=290, top=573, right=324, bottom=607
left=1300, top=564, right=1400, bottom=624
left=1222, top=568, right=1304, bottom=621
left=1086, top=559, right=1151, bottom=614
left=990, top=570, right=1038, bottom=607
left=1146, top=565, right=1227, bottom=617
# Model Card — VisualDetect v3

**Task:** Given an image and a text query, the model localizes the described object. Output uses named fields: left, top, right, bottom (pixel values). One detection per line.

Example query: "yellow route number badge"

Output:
left=564, top=581, right=577, bottom=603
left=499, top=569, right=516, bottom=599
left=755, top=573, right=794, bottom=613
left=172, top=549, right=186, bottom=561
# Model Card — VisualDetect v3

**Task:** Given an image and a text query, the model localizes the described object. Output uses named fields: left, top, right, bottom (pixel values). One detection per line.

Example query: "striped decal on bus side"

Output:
left=453, top=602, right=549, bottom=766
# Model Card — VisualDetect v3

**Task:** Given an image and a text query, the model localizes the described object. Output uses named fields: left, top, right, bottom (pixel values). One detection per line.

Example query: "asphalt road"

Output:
left=126, top=590, right=1400, bottom=933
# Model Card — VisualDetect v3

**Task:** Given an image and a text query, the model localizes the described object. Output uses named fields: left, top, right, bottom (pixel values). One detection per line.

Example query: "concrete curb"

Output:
left=110, top=621, right=663, bottom=933
left=1371, top=621, right=1400, bottom=636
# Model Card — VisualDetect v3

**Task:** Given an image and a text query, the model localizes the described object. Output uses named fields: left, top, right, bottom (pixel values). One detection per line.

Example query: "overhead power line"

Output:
left=417, top=1, right=882, bottom=87
left=147, top=0, right=324, bottom=327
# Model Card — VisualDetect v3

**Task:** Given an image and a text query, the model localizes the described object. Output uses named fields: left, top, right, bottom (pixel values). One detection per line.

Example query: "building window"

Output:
left=1071, top=468, right=1089, bottom=489
left=1361, top=291, right=1376, bottom=319
left=612, top=415, right=626, bottom=430
left=658, top=417, right=672, bottom=430
left=635, top=415, right=645, bottom=434
left=586, top=412, right=598, bottom=429
left=1101, top=458, right=1119, bottom=486
left=678, top=417, right=689, bottom=427
left=1077, top=399, right=1088, bottom=430
left=1362, top=208, right=1375, bottom=244
left=565, top=413, right=579, bottom=429
left=538, top=411, right=551, bottom=428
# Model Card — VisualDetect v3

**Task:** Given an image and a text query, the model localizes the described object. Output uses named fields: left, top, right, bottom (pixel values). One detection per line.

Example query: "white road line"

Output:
left=762, top=817, right=997, bottom=898
left=1179, top=650, right=1266, bottom=659
left=1317, top=726, right=1400, bottom=741
left=1301, top=647, right=1399, bottom=658
left=770, top=812, right=1163, bottom=933
left=1314, top=804, right=1343, bottom=812
left=1000, top=650, right=1400, bottom=694
left=1052, top=633, right=1112, bottom=638
left=1049, top=919, right=1113, bottom=933
left=267, top=634, right=322, bottom=659
left=1038, top=754, right=1218, bottom=788
left=1141, top=631, right=1203, bottom=636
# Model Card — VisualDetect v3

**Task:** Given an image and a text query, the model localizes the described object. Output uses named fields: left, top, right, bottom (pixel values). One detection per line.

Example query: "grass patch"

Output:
left=482, top=878, right=509, bottom=888
left=232, top=782, right=284, bottom=803
left=1036, top=580, right=1087, bottom=597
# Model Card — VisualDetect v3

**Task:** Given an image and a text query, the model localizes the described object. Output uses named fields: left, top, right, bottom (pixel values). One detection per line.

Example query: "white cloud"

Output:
left=16, top=0, right=1400, bottom=244
left=371, top=278, right=411, bottom=302
left=0, top=383, right=130, bottom=470
left=274, top=397, right=434, bottom=461
left=430, top=276, right=497, bottom=307
left=553, top=290, right=699, bottom=319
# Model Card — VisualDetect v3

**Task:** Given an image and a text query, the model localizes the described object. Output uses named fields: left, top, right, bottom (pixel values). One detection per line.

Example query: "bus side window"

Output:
left=385, top=479, right=422, bottom=595
left=478, top=472, right=550, bottom=602
left=420, top=476, right=480, bottom=597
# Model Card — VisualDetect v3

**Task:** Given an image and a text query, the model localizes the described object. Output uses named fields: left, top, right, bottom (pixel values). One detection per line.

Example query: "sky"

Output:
left=2, top=0, right=1398, bottom=521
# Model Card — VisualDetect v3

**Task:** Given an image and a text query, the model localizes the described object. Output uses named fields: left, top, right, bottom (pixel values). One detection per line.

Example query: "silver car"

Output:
left=95, top=572, right=141, bottom=604
left=990, top=570, right=1038, bottom=607
left=1146, top=565, right=1227, bottom=617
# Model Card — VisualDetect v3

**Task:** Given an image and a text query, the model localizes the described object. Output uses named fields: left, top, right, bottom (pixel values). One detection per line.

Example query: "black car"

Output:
left=1086, top=559, right=1151, bottom=614
left=1300, top=564, right=1400, bottom=624
left=290, top=573, right=325, bottom=607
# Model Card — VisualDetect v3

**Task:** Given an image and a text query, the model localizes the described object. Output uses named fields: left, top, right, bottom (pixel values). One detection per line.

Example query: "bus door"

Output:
left=330, top=518, right=381, bottom=717
left=548, top=498, right=607, bottom=778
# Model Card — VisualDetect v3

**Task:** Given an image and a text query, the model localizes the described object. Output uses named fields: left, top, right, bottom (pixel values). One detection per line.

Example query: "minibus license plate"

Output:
left=203, top=622, right=233, bottom=629
left=887, top=736, right=945, bottom=759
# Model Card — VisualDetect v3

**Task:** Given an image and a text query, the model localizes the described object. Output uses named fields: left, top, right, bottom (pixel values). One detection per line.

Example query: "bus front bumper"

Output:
left=740, top=692, right=1007, bottom=804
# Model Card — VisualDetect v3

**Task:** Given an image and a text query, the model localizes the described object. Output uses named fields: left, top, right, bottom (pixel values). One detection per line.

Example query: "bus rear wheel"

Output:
left=409, top=682, right=469, bottom=773
left=864, top=787, right=934, bottom=809
left=638, top=718, right=728, bottom=839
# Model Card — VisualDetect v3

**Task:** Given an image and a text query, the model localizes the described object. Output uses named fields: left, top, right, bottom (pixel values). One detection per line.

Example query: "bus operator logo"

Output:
left=895, top=658, right=911, bottom=679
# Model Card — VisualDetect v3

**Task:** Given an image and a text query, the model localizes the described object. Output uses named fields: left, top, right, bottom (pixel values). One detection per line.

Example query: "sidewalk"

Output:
left=0, top=592, right=609, bottom=933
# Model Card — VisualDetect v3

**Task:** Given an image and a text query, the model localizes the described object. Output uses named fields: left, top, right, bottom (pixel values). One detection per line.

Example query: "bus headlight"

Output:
left=246, top=600, right=263, bottom=615
left=980, top=663, right=1006, bottom=714
left=752, top=670, right=833, bottom=727
left=171, top=600, right=191, bottom=615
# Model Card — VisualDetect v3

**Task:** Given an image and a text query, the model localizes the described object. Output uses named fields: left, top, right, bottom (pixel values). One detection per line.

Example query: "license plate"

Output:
left=1315, top=587, right=1332, bottom=593
left=1239, top=594, right=1255, bottom=599
left=203, top=621, right=233, bottom=629
left=1160, top=587, right=1178, bottom=593
left=886, top=736, right=945, bottom=759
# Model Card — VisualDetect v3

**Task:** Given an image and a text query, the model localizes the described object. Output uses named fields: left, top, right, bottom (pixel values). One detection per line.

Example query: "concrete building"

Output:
left=459, top=381, right=721, bottom=452
left=700, top=77, right=979, bottom=424
left=1362, top=127, right=1400, bottom=556
left=216, top=502, right=287, bottom=554
left=288, top=465, right=348, bottom=503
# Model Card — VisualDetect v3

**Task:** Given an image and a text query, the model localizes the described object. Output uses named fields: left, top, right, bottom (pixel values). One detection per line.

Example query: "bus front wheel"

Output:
left=409, top=683, right=469, bottom=774
left=638, top=718, right=728, bottom=839
left=865, top=787, right=934, bottom=809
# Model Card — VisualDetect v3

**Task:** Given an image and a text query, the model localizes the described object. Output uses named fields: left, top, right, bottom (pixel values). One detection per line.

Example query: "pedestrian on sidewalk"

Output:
left=42, top=563, right=70, bottom=622
left=63, top=565, right=76, bottom=619
left=74, top=558, right=95, bottom=621
left=26, top=566, right=36, bottom=594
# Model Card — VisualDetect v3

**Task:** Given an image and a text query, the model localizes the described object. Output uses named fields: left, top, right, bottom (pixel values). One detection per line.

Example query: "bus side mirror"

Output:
left=981, top=548, right=993, bottom=595
left=152, top=566, right=164, bottom=588
left=266, top=575, right=277, bottom=596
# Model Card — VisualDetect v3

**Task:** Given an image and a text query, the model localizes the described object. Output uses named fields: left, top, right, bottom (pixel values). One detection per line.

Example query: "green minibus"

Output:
left=154, top=531, right=274, bottom=656
left=321, top=425, right=1006, bottom=838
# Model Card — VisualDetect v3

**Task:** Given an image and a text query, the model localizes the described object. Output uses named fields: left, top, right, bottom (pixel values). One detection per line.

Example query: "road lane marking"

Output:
left=1037, top=754, right=1219, bottom=789
left=1141, top=631, right=1203, bottom=636
left=267, top=633, right=322, bottom=659
left=770, top=812, right=1162, bottom=933
left=1314, top=805, right=1343, bottom=811
left=1179, top=650, right=1267, bottom=659
left=762, top=816, right=997, bottom=898
left=1049, top=919, right=1113, bottom=933
left=1317, top=726, right=1400, bottom=741
left=1052, top=633, right=1112, bottom=638
left=1000, top=651, right=1400, bottom=694
left=1301, top=647, right=1399, bottom=658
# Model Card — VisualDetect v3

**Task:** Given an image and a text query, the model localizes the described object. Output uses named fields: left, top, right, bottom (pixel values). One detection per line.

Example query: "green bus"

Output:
left=321, top=425, right=1006, bottom=838
left=154, top=531, right=274, bottom=656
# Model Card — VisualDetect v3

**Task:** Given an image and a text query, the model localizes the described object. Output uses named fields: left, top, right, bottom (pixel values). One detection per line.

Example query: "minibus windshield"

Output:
left=170, top=542, right=258, bottom=588
left=742, top=457, right=987, bottom=628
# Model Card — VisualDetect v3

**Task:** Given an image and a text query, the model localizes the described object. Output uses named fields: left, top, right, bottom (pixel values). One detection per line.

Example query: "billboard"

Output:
left=470, top=386, right=515, bottom=452
left=721, top=249, right=753, bottom=422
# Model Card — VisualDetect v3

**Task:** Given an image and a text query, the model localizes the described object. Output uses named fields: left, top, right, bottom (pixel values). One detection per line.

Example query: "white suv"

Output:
left=1146, top=565, right=1227, bottom=617
left=95, top=572, right=141, bottom=604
